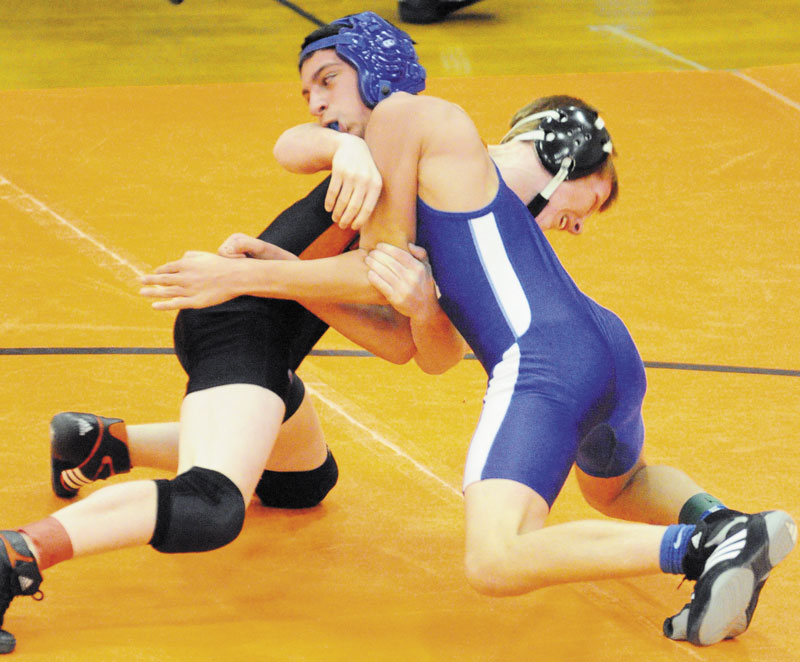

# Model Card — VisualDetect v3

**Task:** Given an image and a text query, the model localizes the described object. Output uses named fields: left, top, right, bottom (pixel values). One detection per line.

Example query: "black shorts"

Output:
left=174, top=299, right=327, bottom=411
left=172, top=176, right=351, bottom=417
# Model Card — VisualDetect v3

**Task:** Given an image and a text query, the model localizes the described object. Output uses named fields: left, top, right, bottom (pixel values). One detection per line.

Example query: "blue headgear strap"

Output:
left=298, top=11, right=426, bottom=109
left=502, top=105, right=613, bottom=217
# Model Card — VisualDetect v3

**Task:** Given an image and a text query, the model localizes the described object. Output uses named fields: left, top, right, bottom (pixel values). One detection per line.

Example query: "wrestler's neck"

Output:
left=487, top=141, right=550, bottom=208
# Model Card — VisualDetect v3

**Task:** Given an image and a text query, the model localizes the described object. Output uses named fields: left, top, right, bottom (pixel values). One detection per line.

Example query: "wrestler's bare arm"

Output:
left=274, top=123, right=381, bottom=230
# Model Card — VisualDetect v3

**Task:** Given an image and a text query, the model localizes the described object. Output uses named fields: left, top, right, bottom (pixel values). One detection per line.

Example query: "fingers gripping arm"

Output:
left=367, top=243, right=466, bottom=374
left=274, top=124, right=382, bottom=231
left=141, top=97, right=419, bottom=312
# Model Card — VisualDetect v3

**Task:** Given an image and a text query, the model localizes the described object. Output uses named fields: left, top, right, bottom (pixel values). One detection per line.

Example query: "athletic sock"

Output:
left=678, top=492, right=727, bottom=525
left=18, top=517, right=74, bottom=570
left=659, top=524, right=696, bottom=574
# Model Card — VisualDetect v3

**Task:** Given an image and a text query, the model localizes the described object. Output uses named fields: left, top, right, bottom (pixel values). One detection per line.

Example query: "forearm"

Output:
left=410, top=307, right=467, bottom=374
left=241, top=250, right=388, bottom=305
left=273, top=124, right=343, bottom=174
left=302, top=301, right=416, bottom=364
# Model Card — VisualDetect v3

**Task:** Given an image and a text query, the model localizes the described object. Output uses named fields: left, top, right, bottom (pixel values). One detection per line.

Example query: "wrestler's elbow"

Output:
left=374, top=341, right=416, bottom=365
left=413, top=353, right=459, bottom=375
left=413, top=337, right=466, bottom=374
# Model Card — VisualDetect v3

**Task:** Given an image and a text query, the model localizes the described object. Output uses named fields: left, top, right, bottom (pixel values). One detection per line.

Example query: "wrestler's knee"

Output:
left=463, top=481, right=552, bottom=596
left=464, top=546, right=511, bottom=596
left=254, top=449, right=338, bottom=509
left=150, top=467, right=246, bottom=553
left=463, top=540, right=550, bottom=597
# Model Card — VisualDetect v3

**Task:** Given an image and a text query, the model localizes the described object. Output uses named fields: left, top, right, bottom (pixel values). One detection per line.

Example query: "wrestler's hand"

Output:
left=365, top=243, right=439, bottom=321
left=218, top=233, right=298, bottom=262
left=367, top=242, right=466, bottom=375
left=327, top=134, right=382, bottom=232
left=139, top=251, right=247, bottom=310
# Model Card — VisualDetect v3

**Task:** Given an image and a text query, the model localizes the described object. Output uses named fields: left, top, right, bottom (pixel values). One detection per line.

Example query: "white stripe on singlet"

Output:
left=467, top=211, right=531, bottom=338
left=463, top=343, right=521, bottom=489
left=461, top=212, right=531, bottom=489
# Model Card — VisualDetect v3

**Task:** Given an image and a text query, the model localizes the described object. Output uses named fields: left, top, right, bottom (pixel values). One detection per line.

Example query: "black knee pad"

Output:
left=150, top=467, right=246, bottom=553
left=254, top=449, right=338, bottom=509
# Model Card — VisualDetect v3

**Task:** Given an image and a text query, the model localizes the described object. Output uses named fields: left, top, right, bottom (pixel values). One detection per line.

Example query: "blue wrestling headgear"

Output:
left=298, top=11, right=426, bottom=109
left=502, top=105, right=613, bottom=217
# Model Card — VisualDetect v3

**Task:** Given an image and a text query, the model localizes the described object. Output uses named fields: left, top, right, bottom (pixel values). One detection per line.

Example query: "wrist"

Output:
left=409, top=302, right=444, bottom=328
left=230, top=258, right=258, bottom=298
left=334, top=131, right=364, bottom=153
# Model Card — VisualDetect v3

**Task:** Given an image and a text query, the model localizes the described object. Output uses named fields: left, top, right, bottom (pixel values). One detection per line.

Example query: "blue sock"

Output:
left=659, top=524, right=696, bottom=574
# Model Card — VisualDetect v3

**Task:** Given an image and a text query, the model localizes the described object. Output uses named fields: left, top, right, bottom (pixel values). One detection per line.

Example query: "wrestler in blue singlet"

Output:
left=415, top=167, right=647, bottom=506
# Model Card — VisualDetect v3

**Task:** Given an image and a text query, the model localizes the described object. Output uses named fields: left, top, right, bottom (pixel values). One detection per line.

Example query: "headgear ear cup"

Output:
left=502, top=105, right=613, bottom=217
left=535, top=106, right=612, bottom=180
left=298, top=11, right=426, bottom=108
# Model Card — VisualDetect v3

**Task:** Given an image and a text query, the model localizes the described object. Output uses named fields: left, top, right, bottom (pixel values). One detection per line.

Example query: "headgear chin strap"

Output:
left=298, top=11, right=426, bottom=109
left=501, top=106, right=613, bottom=217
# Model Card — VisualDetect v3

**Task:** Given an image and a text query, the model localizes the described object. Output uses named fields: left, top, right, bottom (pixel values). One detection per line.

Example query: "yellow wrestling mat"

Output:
left=1, top=1, right=798, bottom=659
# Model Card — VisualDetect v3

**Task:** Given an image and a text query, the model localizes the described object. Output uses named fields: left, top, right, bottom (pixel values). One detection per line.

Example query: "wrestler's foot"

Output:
left=0, top=531, right=43, bottom=654
left=398, top=0, right=484, bottom=24
left=50, top=412, right=131, bottom=498
left=664, top=510, right=796, bottom=646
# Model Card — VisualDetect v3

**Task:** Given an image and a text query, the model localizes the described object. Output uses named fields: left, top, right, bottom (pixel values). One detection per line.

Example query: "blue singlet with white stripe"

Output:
left=415, top=166, right=647, bottom=505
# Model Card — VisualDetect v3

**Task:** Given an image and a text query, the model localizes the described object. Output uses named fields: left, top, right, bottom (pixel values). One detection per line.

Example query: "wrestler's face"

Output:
left=535, top=171, right=613, bottom=235
left=300, top=49, right=372, bottom=138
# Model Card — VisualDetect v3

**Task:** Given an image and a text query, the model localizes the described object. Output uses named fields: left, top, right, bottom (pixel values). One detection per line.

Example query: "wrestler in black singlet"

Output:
left=173, top=176, right=358, bottom=418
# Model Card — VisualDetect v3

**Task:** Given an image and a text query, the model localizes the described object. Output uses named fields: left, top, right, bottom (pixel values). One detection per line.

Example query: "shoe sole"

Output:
left=693, top=510, right=797, bottom=645
left=50, top=412, right=103, bottom=499
left=50, top=413, right=81, bottom=498
left=51, top=442, right=80, bottom=500
left=51, top=461, right=79, bottom=498
left=0, top=629, right=15, bottom=655
left=724, top=577, right=765, bottom=639
left=399, top=0, right=484, bottom=23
